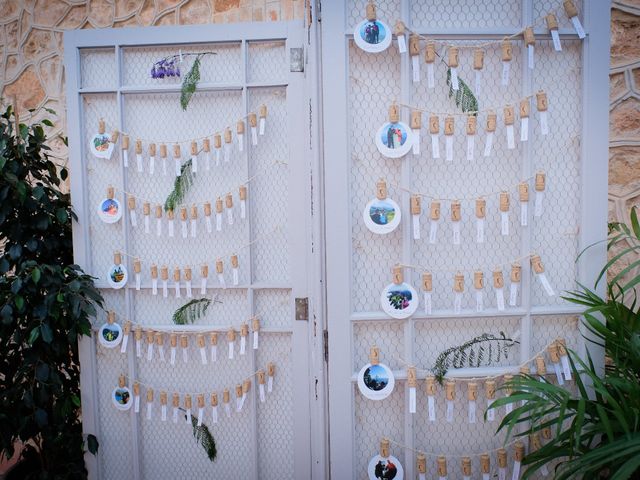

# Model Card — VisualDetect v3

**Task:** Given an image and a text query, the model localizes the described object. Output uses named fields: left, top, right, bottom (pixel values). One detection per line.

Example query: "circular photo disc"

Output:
left=364, top=197, right=401, bottom=234
left=354, top=19, right=392, bottom=53
left=380, top=281, right=419, bottom=319
left=99, top=322, right=123, bottom=348
left=112, top=386, right=133, bottom=411
left=357, top=362, right=395, bottom=401
left=97, top=197, right=122, bottom=224
left=368, top=454, right=404, bottom=480
left=90, top=133, right=114, bottom=159
left=375, top=122, right=414, bottom=158
left=107, top=263, right=128, bottom=289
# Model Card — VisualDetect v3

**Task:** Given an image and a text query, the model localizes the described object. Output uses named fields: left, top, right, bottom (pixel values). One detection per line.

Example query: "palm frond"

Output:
left=164, top=158, right=194, bottom=212
left=186, top=411, right=217, bottom=462
left=172, top=298, right=212, bottom=325
left=180, top=55, right=201, bottom=111
left=446, top=68, right=479, bottom=114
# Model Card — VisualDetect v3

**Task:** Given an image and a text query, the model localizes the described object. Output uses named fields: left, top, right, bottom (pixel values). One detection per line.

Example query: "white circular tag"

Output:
left=98, top=322, right=123, bottom=348
left=380, top=282, right=419, bottom=319
left=357, top=362, right=395, bottom=401
left=368, top=454, right=404, bottom=480
left=354, top=19, right=392, bottom=53
left=97, top=197, right=122, bottom=224
left=107, top=263, right=128, bottom=289
left=363, top=197, right=401, bottom=234
left=111, top=386, right=133, bottom=411
left=90, top=132, right=114, bottom=159
left=375, top=122, right=414, bottom=158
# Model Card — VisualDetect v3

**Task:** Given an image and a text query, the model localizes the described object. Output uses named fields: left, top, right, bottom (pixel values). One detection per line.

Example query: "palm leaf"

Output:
left=180, top=55, right=201, bottom=111
left=164, top=158, right=194, bottom=212
left=186, top=411, right=217, bottom=462
left=172, top=298, right=212, bottom=325
left=446, top=68, right=479, bottom=114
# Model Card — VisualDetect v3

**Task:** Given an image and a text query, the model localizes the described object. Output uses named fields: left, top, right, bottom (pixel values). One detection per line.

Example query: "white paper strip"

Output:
left=553, top=362, right=564, bottom=385
left=452, top=222, right=461, bottom=245
left=240, top=200, right=246, bottom=219
left=476, top=218, right=485, bottom=243
left=134, top=395, right=140, bottom=413
left=146, top=403, right=153, bottom=420
left=158, top=345, right=165, bottom=362
left=468, top=400, right=476, bottom=423
left=136, top=339, right=142, bottom=358
left=130, top=210, right=137, bottom=228
left=268, top=375, right=274, bottom=393
left=509, top=283, right=519, bottom=307
left=144, top=216, right=150, bottom=234
left=571, top=16, right=586, bottom=39
left=253, top=331, right=259, bottom=350
left=412, top=55, right=420, bottom=82
left=466, top=135, right=475, bottom=161
left=156, top=217, right=162, bottom=237
left=429, top=220, right=438, bottom=244
left=200, top=278, right=207, bottom=295
left=136, top=154, right=143, bottom=173
left=454, top=292, right=462, bottom=314
left=483, top=132, right=494, bottom=157
left=162, top=157, right=168, bottom=176
left=561, top=354, right=572, bottom=381
left=536, top=273, right=555, bottom=296
left=162, top=279, right=168, bottom=298
left=224, top=143, right=231, bottom=163
left=216, top=213, right=222, bottom=232
left=427, top=62, right=435, bottom=89
left=146, top=343, right=154, bottom=361
left=259, top=384, right=266, bottom=403
left=486, top=399, right=495, bottom=421
left=185, top=408, right=192, bottom=424
left=528, top=44, right=535, bottom=69
left=168, top=219, right=174, bottom=238
left=215, top=148, right=221, bottom=166
left=520, top=202, right=528, bottom=226
left=496, top=287, right=506, bottom=311
left=174, top=158, right=181, bottom=177
left=233, top=268, right=239, bottom=286
left=174, top=281, right=181, bottom=299
left=512, top=460, right=522, bottom=480
left=149, top=156, right=155, bottom=175
left=450, top=67, right=460, bottom=90
left=501, top=61, right=510, bottom=86
left=475, top=290, right=484, bottom=312
left=181, top=220, right=188, bottom=239
left=161, top=404, right=167, bottom=421
left=424, top=292, right=432, bottom=315
left=210, top=345, right=217, bottom=363
left=499, top=467, right=507, bottom=480
left=534, top=191, right=544, bottom=217
left=135, top=272, right=141, bottom=291
left=474, top=70, right=481, bottom=96
left=205, top=152, right=211, bottom=170
left=211, top=405, right=218, bottom=423
left=240, top=336, right=246, bottom=355
left=446, top=399, right=454, bottom=422
left=218, top=273, right=226, bottom=289
left=172, top=407, right=179, bottom=423
left=483, top=474, right=490, bottom=480
left=540, top=111, right=549, bottom=135
left=428, top=395, right=436, bottom=421
left=506, top=125, right=515, bottom=149
left=197, top=407, right=204, bottom=427
left=237, top=133, right=244, bottom=152
left=551, top=30, right=562, bottom=51
left=182, top=347, right=188, bottom=363
left=259, top=117, right=266, bottom=136
left=170, top=346, right=176, bottom=365
left=409, top=387, right=417, bottom=413
left=191, top=155, right=198, bottom=173
left=227, top=208, right=234, bottom=225
left=120, top=335, right=129, bottom=353
left=445, top=135, right=453, bottom=162
left=199, top=346, right=207, bottom=365
left=520, top=117, right=529, bottom=142
left=412, top=129, right=420, bottom=155
left=228, top=341, right=234, bottom=360
left=251, top=127, right=258, bottom=146
left=205, top=216, right=212, bottom=233
left=397, top=34, right=406, bottom=53
left=430, top=134, right=440, bottom=158
left=501, top=212, right=509, bottom=236
left=123, top=150, right=129, bottom=168
left=190, top=219, right=197, bottom=238
left=224, top=403, right=231, bottom=417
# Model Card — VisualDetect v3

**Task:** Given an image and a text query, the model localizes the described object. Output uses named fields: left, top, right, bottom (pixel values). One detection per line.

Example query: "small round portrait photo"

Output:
left=111, top=386, right=133, bottom=411
left=380, top=282, right=419, bottom=319
left=375, top=122, right=414, bottom=158
left=97, top=197, right=122, bottom=224
left=98, top=321, right=123, bottom=348
left=354, top=19, right=392, bottom=53
left=368, top=454, right=404, bottom=480
left=107, top=263, right=128, bottom=289
left=363, top=197, right=401, bottom=234
left=357, top=362, right=395, bottom=401
left=90, top=132, right=114, bottom=159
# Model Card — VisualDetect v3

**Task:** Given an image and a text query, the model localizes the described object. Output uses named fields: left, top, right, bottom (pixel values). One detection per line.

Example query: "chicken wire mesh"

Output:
left=80, top=48, right=117, bottom=90
left=77, top=40, right=294, bottom=479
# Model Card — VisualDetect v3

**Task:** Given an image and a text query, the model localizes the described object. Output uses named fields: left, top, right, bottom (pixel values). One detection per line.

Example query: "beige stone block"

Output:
left=238, top=6, right=252, bottom=22
left=115, top=0, right=139, bottom=19
left=34, top=0, right=69, bottom=27
left=88, top=0, right=114, bottom=28
left=266, top=1, right=279, bottom=21
left=22, top=28, right=53, bottom=62
left=114, top=16, right=140, bottom=27
left=6, top=20, right=19, bottom=51
left=609, top=145, right=640, bottom=197
left=634, top=68, right=640, bottom=90
left=179, top=0, right=211, bottom=24
left=610, top=97, right=640, bottom=141
left=252, top=7, right=264, bottom=21
left=281, top=0, right=293, bottom=20
left=5, top=54, right=20, bottom=81
left=0, top=0, right=20, bottom=21
left=2, top=65, right=46, bottom=112
left=611, top=8, right=640, bottom=68
left=610, top=72, right=628, bottom=101
left=38, top=54, right=61, bottom=96
left=214, top=0, right=240, bottom=13
left=154, top=10, right=176, bottom=25
left=57, top=5, right=88, bottom=29
left=156, top=0, right=182, bottom=13
left=138, top=0, right=155, bottom=25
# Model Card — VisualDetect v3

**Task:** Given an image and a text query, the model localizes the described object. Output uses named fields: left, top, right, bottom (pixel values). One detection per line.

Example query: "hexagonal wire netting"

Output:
left=79, top=39, right=293, bottom=479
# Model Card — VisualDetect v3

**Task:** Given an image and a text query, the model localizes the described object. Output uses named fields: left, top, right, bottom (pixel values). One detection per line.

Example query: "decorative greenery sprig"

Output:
left=446, top=68, right=479, bottom=114
left=172, top=297, right=216, bottom=325
left=180, top=55, right=202, bottom=111
left=185, top=410, right=217, bottom=462
left=164, top=158, right=194, bottom=212
left=430, top=332, right=519, bottom=384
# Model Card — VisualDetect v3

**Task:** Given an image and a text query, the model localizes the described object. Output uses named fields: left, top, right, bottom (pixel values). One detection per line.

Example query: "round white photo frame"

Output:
left=98, top=322, right=123, bottom=348
left=111, top=386, right=133, bottom=411
left=367, top=454, right=404, bottom=480
left=363, top=197, right=401, bottom=235
left=97, top=197, right=122, bottom=224
left=107, top=263, right=128, bottom=289
left=380, top=281, right=419, bottom=319
left=90, top=132, right=114, bottom=159
left=354, top=19, right=392, bottom=53
left=357, top=362, right=395, bottom=401
left=375, top=121, right=414, bottom=158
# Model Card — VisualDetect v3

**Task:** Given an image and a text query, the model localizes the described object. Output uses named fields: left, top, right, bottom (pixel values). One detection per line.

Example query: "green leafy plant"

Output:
left=180, top=56, right=202, bottom=111
left=187, top=410, right=217, bottom=462
left=164, top=158, right=194, bottom=212
left=172, top=297, right=214, bottom=325
left=446, top=68, right=479, bottom=114
left=0, top=105, right=103, bottom=478
left=490, top=208, right=640, bottom=480
left=430, top=332, right=519, bottom=384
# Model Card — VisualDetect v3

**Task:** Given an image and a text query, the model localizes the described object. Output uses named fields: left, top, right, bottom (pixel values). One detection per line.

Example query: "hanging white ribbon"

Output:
left=483, top=132, right=494, bottom=157
left=476, top=218, right=485, bottom=243
left=431, top=134, right=440, bottom=159
left=427, top=395, right=436, bottom=421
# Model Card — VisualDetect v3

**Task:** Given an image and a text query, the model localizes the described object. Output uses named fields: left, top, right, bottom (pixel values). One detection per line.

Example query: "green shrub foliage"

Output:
left=0, top=106, right=103, bottom=479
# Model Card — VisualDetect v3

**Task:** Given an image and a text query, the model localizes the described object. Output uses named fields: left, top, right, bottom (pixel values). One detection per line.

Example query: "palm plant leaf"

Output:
left=164, top=158, right=194, bottom=212
left=186, top=411, right=217, bottom=462
left=446, top=68, right=479, bottom=114
left=180, top=55, right=201, bottom=111
left=172, top=298, right=211, bottom=325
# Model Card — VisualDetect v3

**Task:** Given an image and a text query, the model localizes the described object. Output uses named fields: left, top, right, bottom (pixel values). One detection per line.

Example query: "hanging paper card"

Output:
left=425, top=377, right=437, bottom=421
left=184, top=394, right=193, bottom=424
left=160, top=144, right=168, bottom=176
left=451, top=200, right=462, bottom=245
left=146, top=388, right=154, bottom=420
left=467, top=383, right=478, bottom=423
left=173, top=267, right=181, bottom=298
left=524, top=27, right=535, bottom=70
left=149, top=143, right=156, bottom=175
left=215, top=198, right=223, bottom=232
left=216, top=259, right=226, bottom=288
left=353, top=4, right=392, bottom=53
left=227, top=328, right=236, bottom=360
left=449, top=47, right=460, bottom=91
left=444, top=116, right=454, bottom=162
left=429, top=115, right=440, bottom=159
left=189, top=205, right=198, bottom=238
left=239, top=186, right=247, bottom=219
left=536, top=91, right=549, bottom=135
left=135, top=139, right=143, bottom=172
left=381, top=266, right=419, bottom=319
left=252, top=317, right=260, bottom=350
left=160, top=391, right=168, bottom=421
left=121, top=135, right=130, bottom=168
left=134, top=326, right=143, bottom=358
left=512, top=442, right=525, bottom=480
left=484, top=111, right=496, bottom=157
left=209, top=332, right=218, bottom=363
left=367, top=454, right=404, bottom=480
left=531, top=254, right=555, bottom=296
left=108, top=252, right=128, bottom=289
left=410, top=110, right=421, bottom=155
left=133, top=382, right=141, bottom=413
left=425, top=42, right=436, bottom=89
left=237, top=121, right=245, bottom=153
left=501, top=40, right=512, bottom=86
left=520, top=99, right=530, bottom=142
left=476, top=198, right=486, bottom=243
left=143, top=203, right=151, bottom=234
left=112, top=376, right=133, bottom=411
left=210, top=393, right=219, bottom=423
left=557, top=339, right=572, bottom=381
left=180, top=207, right=188, bottom=239
left=474, top=271, right=484, bottom=312
left=548, top=342, right=564, bottom=385
left=133, top=258, right=141, bottom=291
left=546, top=13, right=562, bottom=51
left=394, top=21, right=407, bottom=53
left=437, top=456, right=448, bottom=480
left=173, top=144, right=182, bottom=177
left=485, top=380, right=496, bottom=422
left=120, top=321, right=131, bottom=354
left=364, top=179, right=401, bottom=235
left=257, top=370, right=267, bottom=403
left=466, top=115, right=476, bottom=161
left=127, top=196, right=137, bottom=228
left=225, top=193, right=234, bottom=225
left=155, top=332, right=165, bottom=362
left=422, top=272, right=433, bottom=315
left=358, top=346, right=395, bottom=401
left=98, top=311, right=122, bottom=348
left=97, top=187, right=122, bottom=224
left=509, top=263, right=521, bottom=306
left=180, top=334, right=189, bottom=363
left=248, top=113, right=258, bottom=146
left=161, top=265, right=169, bottom=298
left=493, top=269, right=506, bottom=311
left=167, top=209, right=175, bottom=238
left=184, top=267, right=193, bottom=298
left=214, top=133, right=222, bottom=166
left=445, top=380, right=455, bottom=422
left=375, top=105, right=414, bottom=158
left=90, top=120, right=114, bottom=159
left=196, top=394, right=205, bottom=426
left=407, top=366, right=417, bottom=414
left=518, top=182, right=529, bottom=227
left=200, top=264, right=208, bottom=294
left=429, top=200, right=440, bottom=244
left=500, top=192, right=510, bottom=236
left=453, top=272, right=464, bottom=314
left=473, top=48, right=484, bottom=95
left=231, top=254, right=240, bottom=285
left=155, top=205, right=163, bottom=237
left=481, top=454, right=491, bottom=480
left=202, top=138, right=211, bottom=170
left=410, top=195, right=421, bottom=240
left=239, top=324, right=248, bottom=355
left=267, top=362, right=275, bottom=393
left=190, top=141, right=199, bottom=173
left=259, top=105, right=268, bottom=136
left=564, top=0, right=585, bottom=38
left=534, top=171, right=546, bottom=217
left=224, top=128, right=232, bottom=163
left=172, top=393, right=180, bottom=423
left=409, top=34, right=420, bottom=82
left=504, top=105, right=515, bottom=150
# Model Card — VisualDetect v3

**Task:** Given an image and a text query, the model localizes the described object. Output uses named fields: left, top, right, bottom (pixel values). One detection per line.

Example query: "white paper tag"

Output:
left=174, top=281, right=181, bottom=299
left=501, top=212, right=509, bottom=236
left=466, top=135, right=475, bottom=161
left=520, top=117, right=529, bottom=142
left=135, top=272, right=141, bottom=291
left=412, top=215, right=421, bottom=240
left=191, top=155, right=198, bottom=173
left=424, top=292, right=432, bottom=315
left=268, top=375, right=274, bottom=393
left=215, top=148, right=221, bottom=166
left=144, top=215, right=150, bottom=234
left=136, top=339, right=142, bottom=358
left=537, top=273, right=555, bottom=296
left=528, top=44, right=535, bottom=70
left=197, top=407, right=204, bottom=427
left=170, top=346, right=176, bottom=365
left=427, top=62, right=435, bottom=89
left=446, top=399, right=454, bottom=422
left=483, top=131, right=494, bottom=157
left=551, top=30, right=562, bottom=51
left=509, top=282, right=519, bottom=306
left=237, top=133, right=244, bottom=152
left=397, top=34, right=406, bottom=53
left=185, top=408, right=192, bottom=424
left=445, top=135, right=453, bottom=162
left=450, top=67, right=460, bottom=90
left=253, top=331, right=259, bottom=350
left=540, top=111, right=549, bottom=135
left=496, top=287, right=506, bottom=311
left=120, top=335, right=129, bottom=353
left=218, top=273, right=226, bottom=289
left=520, top=202, right=528, bottom=226
left=233, top=268, right=239, bottom=286
left=571, top=15, right=586, bottom=39
left=224, top=403, right=231, bottom=417
left=251, top=127, right=258, bottom=146
left=149, top=156, right=155, bottom=175
left=226, top=208, right=234, bottom=225
left=205, top=152, right=211, bottom=170
left=476, top=290, right=484, bottom=312
left=476, top=218, right=485, bottom=243
left=200, top=346, right=207, bottom=365
left=259, top=384, right=266, bottom=403
left=534, top=192, right=544, bottom=217
left=174, top=158, right=181, bottom=177
left=240, top=200, right=246, bottom=219
left=224, top=143, right=231, bottom=163
left=123, top=150, right=129, bottom=168
left=172, top=407, right=178, bottom=423
left=428, top=395, right=436, bottom=421
left=474, top=70, right=481, bottom=96
left=210, top=345, right=217, bottom=362
left=240, top=336, right=246, bottom=355
left=182, top=347, right=188, bottom=363
left=431, top=134, right=440, bottom=159
left=146, top=343, right=154, bottom=361
left=502, top=61, right=510, bottom=86
left=512, top=460, right=522, bottom=480
left=168, top=219, right=174, bottom=238
left=162, top=157, right=168, bottom=176
left=156, top=218, right=162, bottom=237
left=211, top=406, right=218, bottom=423
left=553, top=362, right=564, bottom=385
left=499, top=467, right=507, bottom=480
left=412, top=55, right=420, bottom=83
left=158, top=345, right=165, bottom=362
left=130, top=210, right=137, bottom=228
left=190, top=219, right=197, bottom=238
left=409, top=387, right=416, bottom=413
left=181, top=220, right=188, bottom=239
left=468, top=400, right=476, bottom=423
left=506, top=125, right=515, bottom=149
left=561, top=354, right=572, bottom=381
left=429, top=220, right=438, bottom=244
left=412, top=129, right=420, bottom=155
left=486, top=399, right=495, bottom=421
left=205, top=216, right=212, bottom=233
left=454, top=292, right=462, bottom=314
left=134, top=395, right=140, bottom=413
left=161, top=404, right=167, bottom=422
left=200, top=278, right=207, bottom=295
left=162, top=279, right=168, bottom=298
left=228, top=341, right=234, bottom=360
left=419, top=474, right=426, bottom=480
left=452, top=222, right=461, bottom=245
left=136, top=154, right=143, bottom=173
left=216, top=213, right=222, bottom=232
left=259, top=117, right=266, bottom=136
left=483, top=474, right=490, bottom=480
left=146, top=403, right=153, bottom=420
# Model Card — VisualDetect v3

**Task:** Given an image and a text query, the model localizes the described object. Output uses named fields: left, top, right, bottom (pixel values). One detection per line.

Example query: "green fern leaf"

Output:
left=187, top=411, right=217, bottom=462
left=180, top=56, right=202, bottom=111
left=172, top=298, right=212, bottom=325
left=446, top=68, right=479, bottom=114
left=164, top=158, right=194, bottom=212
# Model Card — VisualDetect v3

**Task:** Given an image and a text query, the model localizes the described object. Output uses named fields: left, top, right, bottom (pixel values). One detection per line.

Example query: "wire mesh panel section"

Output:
left=248, top=41, right=287, bottom=84
left=410, top=0, right=522, bottom=30
left=80, top=48, right=117, bottom=90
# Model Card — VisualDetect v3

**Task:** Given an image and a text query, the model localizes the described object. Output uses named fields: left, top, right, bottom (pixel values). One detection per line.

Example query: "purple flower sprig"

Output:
left=149, top=52, right=216, bottom=80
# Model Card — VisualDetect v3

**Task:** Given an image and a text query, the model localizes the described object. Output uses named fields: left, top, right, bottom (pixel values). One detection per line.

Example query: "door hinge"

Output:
left=295, top=297, right=309, bottom=321
left=323, top=330, right=328, bottom=363
left=316, top=0, right=321, bottom=23
left=290, top=47, right=304, bottom=72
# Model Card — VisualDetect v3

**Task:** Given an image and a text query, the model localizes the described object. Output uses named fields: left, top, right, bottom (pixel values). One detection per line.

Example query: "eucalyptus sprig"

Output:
left=164, top=158, right=194, bottom=212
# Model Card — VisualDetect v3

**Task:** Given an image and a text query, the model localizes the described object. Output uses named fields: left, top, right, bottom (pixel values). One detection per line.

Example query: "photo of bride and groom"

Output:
left=382, top=124, right=408, bottom=149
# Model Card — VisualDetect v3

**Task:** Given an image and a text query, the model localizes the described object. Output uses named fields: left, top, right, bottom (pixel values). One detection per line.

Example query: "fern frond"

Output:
left=172, top=298, right=211, bottom=325
left=180, top=55, right=201, bottom=111
left=164, top=158, right=194, bottom=212
left=431, top=333, right=519, bottom=384
left=186, top=411, right=217, bottom=462
left=446, top=68, right=479, bottom=114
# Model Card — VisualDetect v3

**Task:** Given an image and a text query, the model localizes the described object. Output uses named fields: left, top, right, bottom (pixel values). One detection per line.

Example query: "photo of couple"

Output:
left=359, top=20, right=386, bottom=45
left=375, top=121, right=413, bottom=158
left=354, top=18, right=391, bottom=53
left=381, top=124, right=407, bottom=150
